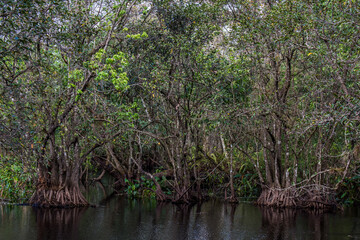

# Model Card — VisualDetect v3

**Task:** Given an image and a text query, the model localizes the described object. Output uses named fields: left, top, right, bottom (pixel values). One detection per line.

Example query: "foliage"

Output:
left=0, top=0, right=359, bottom=206
left=234, top=169, right=260, bottom=198
left=0, top=157, right=36, bottom=203
left=337, top=171, right=360, bottom=205
left=124, top=176, right=170, bottom=199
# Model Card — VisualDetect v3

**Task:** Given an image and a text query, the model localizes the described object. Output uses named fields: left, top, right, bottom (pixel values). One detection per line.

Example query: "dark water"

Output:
left=0, top=184, right=359, bottom=240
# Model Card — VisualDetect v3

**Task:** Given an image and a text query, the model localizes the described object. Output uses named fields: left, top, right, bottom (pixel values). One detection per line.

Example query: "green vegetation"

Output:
left=0, top=157, right=35, bottom=202
left=0, top=0, right=359, bottom=208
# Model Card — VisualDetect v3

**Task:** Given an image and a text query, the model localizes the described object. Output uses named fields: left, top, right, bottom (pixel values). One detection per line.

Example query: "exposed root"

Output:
left=30, top=186, right=89, bottom=208
left=171, top=186, right=204, bottom=204
left=256, top=185, right=339, bottom=210
left=155, top=186, right=170, bottom=202
left=227, top=196, right=239, bottom=204
left=92, top=157, right=126, bottom=189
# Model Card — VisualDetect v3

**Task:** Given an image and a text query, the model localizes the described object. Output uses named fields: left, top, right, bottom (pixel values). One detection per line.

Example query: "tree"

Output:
left=227, top=0, right=359, bottom=208
left=1, top=0, right=134, bottom=207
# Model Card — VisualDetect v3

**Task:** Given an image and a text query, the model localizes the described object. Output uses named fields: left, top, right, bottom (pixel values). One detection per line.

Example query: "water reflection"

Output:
left=0, top=198, right=359, bottom=240
left=260, top=207, right=297, bottom=240
left=34, top=207, right=87, bottom=240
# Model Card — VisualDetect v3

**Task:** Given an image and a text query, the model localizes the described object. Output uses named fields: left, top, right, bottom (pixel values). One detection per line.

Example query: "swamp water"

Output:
left=0, top=183, right=359, bottom=240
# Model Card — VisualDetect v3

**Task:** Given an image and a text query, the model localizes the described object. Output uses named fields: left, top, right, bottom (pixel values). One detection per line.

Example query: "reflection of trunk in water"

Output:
left=307, top=212, right=325, bottom=240
left=260, top=207, right=328, bottom=240
left=173, top=203, right=193, bottom=239
left=34, top=207, right=87, bottom=240
left=260, top=207, right=297, bottom=240
left=154, top=201, right=168, bottom=222
left=224, top=203, right=237, bottom=226
left=174, top=203, right=193, bottom=224
left=98, top=191, right=116, bottom=206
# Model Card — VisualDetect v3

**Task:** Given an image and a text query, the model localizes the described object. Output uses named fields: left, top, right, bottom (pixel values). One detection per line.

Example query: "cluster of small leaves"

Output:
left=126, top=32, right=148, bottom=39
left=87, top=49, right=129, bottom=91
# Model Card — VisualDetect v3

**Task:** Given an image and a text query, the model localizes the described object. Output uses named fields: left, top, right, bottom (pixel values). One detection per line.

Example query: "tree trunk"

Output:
left=220, top=133, right=237, bottom=203
left=30, top=165, right=88, bottom=207
left=30, top=139, right=88, bottom=207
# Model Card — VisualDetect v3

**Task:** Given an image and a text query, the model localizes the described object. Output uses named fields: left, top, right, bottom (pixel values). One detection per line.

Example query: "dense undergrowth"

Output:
left=336, top=171, right=360, bottom=205
left=1, top=153, right=359, bottom=207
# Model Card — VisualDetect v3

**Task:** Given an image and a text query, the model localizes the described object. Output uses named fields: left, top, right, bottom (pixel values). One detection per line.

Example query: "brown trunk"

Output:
left=92, top=156, right=125, bottom=188
left=220, top=133, right=237, bottom=203
left=30, top=167, right=88, bottom=208
left=31, top=139, right=89, bottom=207
left=263, top=127, right=273, bottom=186
left=316, top=130, right=322, bottom=185
left=273, top=119, right=282, bottom=188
